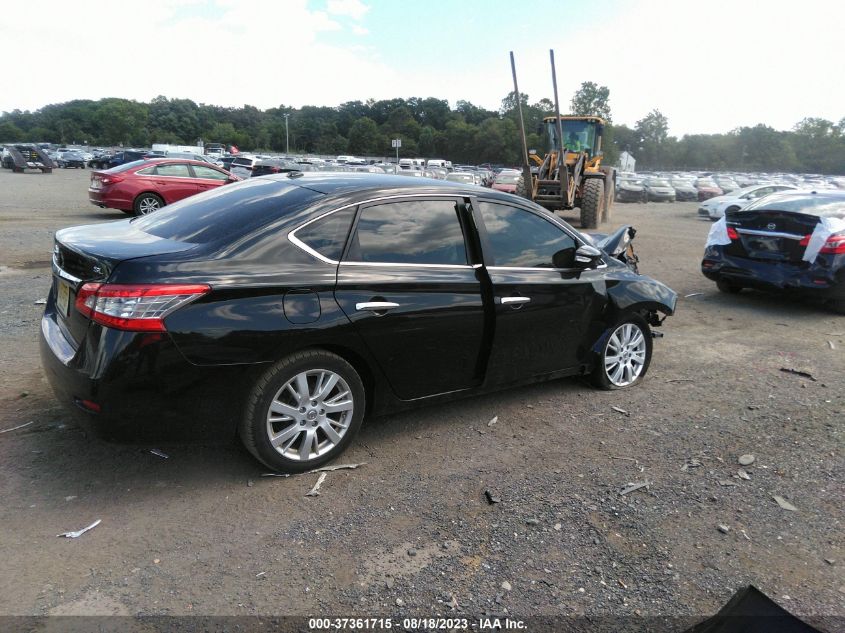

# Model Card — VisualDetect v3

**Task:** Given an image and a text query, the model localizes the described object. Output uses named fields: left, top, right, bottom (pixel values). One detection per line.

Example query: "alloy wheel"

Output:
left=604, top=323, right=647, bottom=387
left=138, top=197, right=161, bottom=214
left=265, top=369, right=354, bottom=462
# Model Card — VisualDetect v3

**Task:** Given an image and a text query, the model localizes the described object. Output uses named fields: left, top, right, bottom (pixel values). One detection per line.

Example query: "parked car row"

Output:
left=615, top=170, right=844, bottom=205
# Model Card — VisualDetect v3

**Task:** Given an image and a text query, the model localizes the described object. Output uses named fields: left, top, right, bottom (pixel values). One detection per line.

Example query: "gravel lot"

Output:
left=0, top=167, right=842, bottom=628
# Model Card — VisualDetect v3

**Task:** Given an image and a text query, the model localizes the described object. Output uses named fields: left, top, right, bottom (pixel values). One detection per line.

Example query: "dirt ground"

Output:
left=0, top=168, right=842, bottom=628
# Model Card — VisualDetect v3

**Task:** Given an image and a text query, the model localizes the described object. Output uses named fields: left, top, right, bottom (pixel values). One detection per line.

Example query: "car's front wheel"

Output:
left=133, top=193, right=164, bottom=216
left=592, top=315, right=653, bottom=390
left=240, top=350, right=365, bottom=472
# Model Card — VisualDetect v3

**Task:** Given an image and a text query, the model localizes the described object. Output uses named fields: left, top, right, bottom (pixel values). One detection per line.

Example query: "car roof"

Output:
left=141, top=158, right=225, bottom=167
left=253, top=172, right=526, bottom=205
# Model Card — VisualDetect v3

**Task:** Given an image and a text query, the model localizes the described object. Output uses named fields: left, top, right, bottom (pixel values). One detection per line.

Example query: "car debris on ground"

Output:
left=308, top=462, right=367, bottom=473
left=487, top=415, right=498, bottom=427
left=773, top=495, right=798, bottom=511
left=57, top=519, right=101, bottom=539
left=611, top=406, right=630, bottom=416
left=0, top=420, right=34, bottom=434
left=485, top=490, right=501, bottom=504
left=619, top=481, right=651, bottom=496
left=779, top=367, right=817, bottom=381
left=305, top=472, right=327, bottom=497
left=149, top=449, right=168, bottom=459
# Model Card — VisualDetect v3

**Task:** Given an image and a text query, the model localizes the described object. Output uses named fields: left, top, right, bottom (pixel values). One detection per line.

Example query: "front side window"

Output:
left=346, top=199, right=467, bottom=265
left=479, top=201, right=577, bottom=269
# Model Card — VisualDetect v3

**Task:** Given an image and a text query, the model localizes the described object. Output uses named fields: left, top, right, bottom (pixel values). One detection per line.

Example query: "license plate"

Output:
left=56, top=281, right=70, bottom=318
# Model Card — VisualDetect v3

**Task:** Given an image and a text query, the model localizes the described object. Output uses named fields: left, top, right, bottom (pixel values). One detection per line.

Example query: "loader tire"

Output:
left=515, top=175, right=529, bottom=200
left=580, top=178, right=604, bottom=229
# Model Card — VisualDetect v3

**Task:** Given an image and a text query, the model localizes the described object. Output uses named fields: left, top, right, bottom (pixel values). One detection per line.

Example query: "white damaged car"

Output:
left=698, top=184, right=796, bottom=220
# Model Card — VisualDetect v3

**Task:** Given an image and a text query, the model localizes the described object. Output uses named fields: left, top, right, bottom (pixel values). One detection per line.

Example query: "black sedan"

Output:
left=40, top=174, right=677, bottom=472
left=702, top=190, right=845, bottom=312
left=58, top=151, right=86, bottom=169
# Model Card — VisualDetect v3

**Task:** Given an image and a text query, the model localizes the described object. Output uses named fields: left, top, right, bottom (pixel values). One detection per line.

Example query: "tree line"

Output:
left=0, top=85, right=843, bottom=174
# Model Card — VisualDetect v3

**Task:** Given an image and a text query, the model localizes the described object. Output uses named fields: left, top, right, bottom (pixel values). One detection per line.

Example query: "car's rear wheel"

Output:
left=240, top=350, right=365, bottom=472
left=133, top=193, right=164, bottom=216
left=716, top=278, right=743, bottom=294
left=591, top=315, right=652, bottom=390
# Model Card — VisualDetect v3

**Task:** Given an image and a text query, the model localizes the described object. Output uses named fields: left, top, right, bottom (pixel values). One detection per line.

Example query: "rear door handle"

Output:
left=355, top=301, right=400, bottom=312
left=499, top=296, right=531, bottom=305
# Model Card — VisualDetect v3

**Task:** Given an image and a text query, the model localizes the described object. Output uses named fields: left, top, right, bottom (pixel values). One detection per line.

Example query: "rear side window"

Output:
left=293, top=207, right=356, bottom=261
left=479, top=201, right=577, bottom=268
left=346, top=199, right=468, bottom=265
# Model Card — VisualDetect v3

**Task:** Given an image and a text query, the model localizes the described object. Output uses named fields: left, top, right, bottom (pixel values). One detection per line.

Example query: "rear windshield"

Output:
left=744, top=192, right=845, bottom=219
left=132, top=179, right=323, bottom=244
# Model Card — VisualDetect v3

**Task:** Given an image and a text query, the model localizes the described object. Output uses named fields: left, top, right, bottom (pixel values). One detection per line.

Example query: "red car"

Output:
left=88, top=158, right=239, bottom=216
left=694, top=178, right=724, bottom=202
left=491, top=170, right=520, bottom=193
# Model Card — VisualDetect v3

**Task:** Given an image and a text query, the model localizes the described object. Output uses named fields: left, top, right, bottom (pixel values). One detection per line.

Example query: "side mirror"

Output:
left=574, top=244, right=603, bottom=268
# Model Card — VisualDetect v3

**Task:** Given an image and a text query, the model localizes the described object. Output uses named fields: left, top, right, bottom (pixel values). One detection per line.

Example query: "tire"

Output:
left=515, top=175, right=530, bottom=200
left=580, top=178, right=604, bottom=229
left=239, top=349, right=366, bottom=473
left=133, top=193, right=164, bottom=216
left=591, top=315, right=652, bottom=390
left=716, top=279, right=742, bottom=294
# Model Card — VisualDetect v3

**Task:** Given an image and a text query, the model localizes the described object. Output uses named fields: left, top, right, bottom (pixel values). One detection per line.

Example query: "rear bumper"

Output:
left=39, top=309, right=249, bottom=442
left=701, top=248, right=845, bottom=297
left=88, top=188, right=131, bottom=211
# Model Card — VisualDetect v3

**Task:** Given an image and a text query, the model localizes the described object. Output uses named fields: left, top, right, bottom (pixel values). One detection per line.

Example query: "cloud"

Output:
left=351, top=24, right=369, bottom=36
left=326, top=0, right=369, bottom=20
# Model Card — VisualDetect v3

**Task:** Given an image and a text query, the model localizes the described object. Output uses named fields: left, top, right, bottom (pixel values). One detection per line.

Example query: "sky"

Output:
left=1, top=0, right=842, bottom=136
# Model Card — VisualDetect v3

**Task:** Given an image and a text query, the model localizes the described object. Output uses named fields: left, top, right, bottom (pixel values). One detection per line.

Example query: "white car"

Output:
left=698, top=184, right=796, bottom=220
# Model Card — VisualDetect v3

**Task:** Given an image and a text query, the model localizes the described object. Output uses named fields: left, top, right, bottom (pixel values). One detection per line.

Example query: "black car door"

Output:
left=333, top=196, right=487, bottom=401
left=474, top=199, right=604, bottom=385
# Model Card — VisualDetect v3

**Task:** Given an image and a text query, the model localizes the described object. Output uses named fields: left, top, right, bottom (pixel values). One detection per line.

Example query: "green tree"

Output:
left=635, top=109, right=670, bottom=168
left=418, top=125, right=436, bottom=156
left=570, top=81, right=611, bottom=121
left=0, top=121, right=24, bottom=141
left=347, top=117, right=383, bottom=155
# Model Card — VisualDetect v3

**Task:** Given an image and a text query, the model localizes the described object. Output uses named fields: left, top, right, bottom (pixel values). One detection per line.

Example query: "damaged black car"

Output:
left=40, top=173, right=677, bottom=471
left=702, top=190, right=845, bottom=313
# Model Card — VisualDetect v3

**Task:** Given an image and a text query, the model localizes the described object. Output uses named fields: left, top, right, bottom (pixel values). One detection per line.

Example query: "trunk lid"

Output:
left=725, top=208, right=819, bottom=263
left=52, top=220, right=197, bottom=347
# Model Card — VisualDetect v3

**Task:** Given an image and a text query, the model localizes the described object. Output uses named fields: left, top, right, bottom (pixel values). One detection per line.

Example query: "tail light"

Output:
left=820, top=234, right=845, bottom=254
left=726, top=227, right=739, bottom=240
left=99, top=175, right=124, bottom=185
left=75, top=283, right=211, bottom=331
left=799, top=234, right=812, bottom=246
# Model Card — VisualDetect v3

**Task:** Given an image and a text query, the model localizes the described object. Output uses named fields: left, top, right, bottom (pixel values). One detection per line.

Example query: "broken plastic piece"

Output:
left=305, top=472, right=327, bottom=497
left=58, top=519, right=101, bottom=538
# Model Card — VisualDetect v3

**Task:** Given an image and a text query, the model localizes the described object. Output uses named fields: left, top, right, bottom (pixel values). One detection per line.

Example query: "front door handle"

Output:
left=355, top=301, right=400, bottom=312
left=499, top=296, right=531, bottom=305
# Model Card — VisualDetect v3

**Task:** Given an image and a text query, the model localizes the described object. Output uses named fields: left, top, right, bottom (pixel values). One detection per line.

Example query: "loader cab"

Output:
left=545, top=116, right=604, bottom=159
